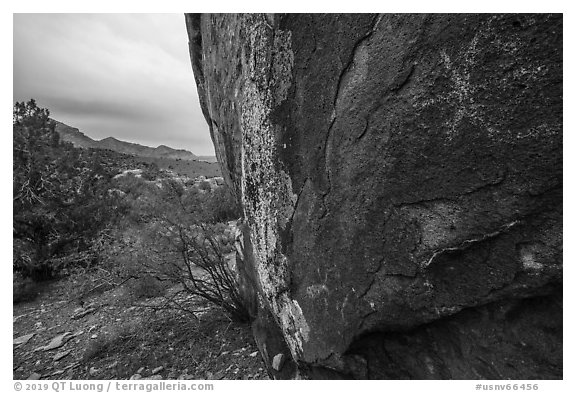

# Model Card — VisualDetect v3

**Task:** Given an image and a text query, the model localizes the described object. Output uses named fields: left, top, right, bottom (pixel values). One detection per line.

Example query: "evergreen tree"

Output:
left=13, top=100, right=120, bottom=280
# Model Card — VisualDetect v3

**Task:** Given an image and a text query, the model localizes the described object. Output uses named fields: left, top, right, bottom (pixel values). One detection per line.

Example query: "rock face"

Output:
left=186, top=14, right=562, bottom=379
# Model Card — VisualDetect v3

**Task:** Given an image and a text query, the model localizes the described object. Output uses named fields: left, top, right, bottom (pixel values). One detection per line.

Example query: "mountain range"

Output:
left=53, top=120, right=217, bottom=162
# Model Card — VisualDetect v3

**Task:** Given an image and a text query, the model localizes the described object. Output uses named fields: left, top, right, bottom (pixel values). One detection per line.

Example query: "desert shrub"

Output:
left=140, top=163, right=161, bottom=181
left=82, top=321, right=141, bottom=362
left=127, top=275, right=167, bottom=300
left=198, top=180, right=212, bottom=192
left=13, top=273, right=40, bottom=304
left=206, top=184, right=240, bottom=223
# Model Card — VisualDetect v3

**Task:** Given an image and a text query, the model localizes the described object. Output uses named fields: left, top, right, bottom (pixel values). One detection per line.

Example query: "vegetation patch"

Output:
left=13, top=100, right=261, bottom=380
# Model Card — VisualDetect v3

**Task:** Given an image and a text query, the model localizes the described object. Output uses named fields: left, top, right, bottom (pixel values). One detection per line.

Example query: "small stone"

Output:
left=36, top=332, right=72, bottom=351
left=63, top=362, right=79, bottom=371
left=90, top=334, right=98, bottom=339
left=71, top=306, right=97, bottom=320
left=13, top=333, right=35, bottom=345
left=53, top=349, right=72, bottom=362
left=27, top=372, right=42, bottom=380
left=143, top=375, right=162, bottom=380
left=130, top=374, right=142, bottom=380
left=272, top=353, right=285, bottom=371
left=249, top=351, right=258, bottom=357
left=89, top=367, right=99, bottom=376
left=152, top=366, right=164, bottom=374
left=137, top=367, right=145, bottom=374
left=108, top=361, right=119, bottom=369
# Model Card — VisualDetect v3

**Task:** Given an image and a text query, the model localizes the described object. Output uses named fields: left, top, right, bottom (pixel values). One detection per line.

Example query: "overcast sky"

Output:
left=13, top=13, right=214, bottom=156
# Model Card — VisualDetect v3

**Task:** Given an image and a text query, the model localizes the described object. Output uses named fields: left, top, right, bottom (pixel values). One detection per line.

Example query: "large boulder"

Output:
left=185, top=14, right=562, bottom=379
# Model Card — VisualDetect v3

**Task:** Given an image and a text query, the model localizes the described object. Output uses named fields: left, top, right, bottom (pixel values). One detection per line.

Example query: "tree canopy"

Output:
left=13, top=99, right=121, bottom=280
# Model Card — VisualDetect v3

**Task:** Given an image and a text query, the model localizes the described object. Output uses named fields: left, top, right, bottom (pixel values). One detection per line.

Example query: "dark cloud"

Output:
left=30, top=94, right=161, bottom=122
left=13, top=13, right=214, bottom=155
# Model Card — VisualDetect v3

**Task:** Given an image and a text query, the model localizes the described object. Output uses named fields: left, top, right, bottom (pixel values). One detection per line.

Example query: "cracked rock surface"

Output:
left=186, top=13, right=562, bottom=379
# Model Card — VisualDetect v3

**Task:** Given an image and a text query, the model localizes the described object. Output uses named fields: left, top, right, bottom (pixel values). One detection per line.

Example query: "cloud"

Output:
left=13, top=13, right=214, bottom=155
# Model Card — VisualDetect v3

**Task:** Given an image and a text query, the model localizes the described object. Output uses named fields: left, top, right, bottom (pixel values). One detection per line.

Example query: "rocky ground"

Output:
left=13, top=273, right=268, bottom=380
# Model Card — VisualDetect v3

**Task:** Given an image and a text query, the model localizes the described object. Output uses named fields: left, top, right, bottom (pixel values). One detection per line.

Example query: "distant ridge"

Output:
left=53, top=120, right=217, bottom=162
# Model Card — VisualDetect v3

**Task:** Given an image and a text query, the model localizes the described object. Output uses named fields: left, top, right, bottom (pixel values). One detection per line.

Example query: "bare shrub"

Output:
left=140, top=221, right=248, bottom=322
left=112, top=177, right=249, bottom=322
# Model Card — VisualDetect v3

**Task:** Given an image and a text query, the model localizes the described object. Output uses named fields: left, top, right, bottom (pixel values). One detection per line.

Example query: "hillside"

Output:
left=53, top=120, right=216, bottom=163
left=52, top=120, right=220, bottom=177
left=52, top=120, right=98, bottom=148
left=97, top=137, right=198, bottom=161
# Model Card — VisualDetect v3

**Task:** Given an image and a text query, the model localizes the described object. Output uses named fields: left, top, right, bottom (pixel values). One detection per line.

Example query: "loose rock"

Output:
left=272, top=354, right=285, bottom=371
left=35, top=332, right=72, bottom=351
left=53, top=350, right=72, bottom=362
left=13, top=333, right=34, bottom=345
left=143, top=375, right=162, bottom=380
